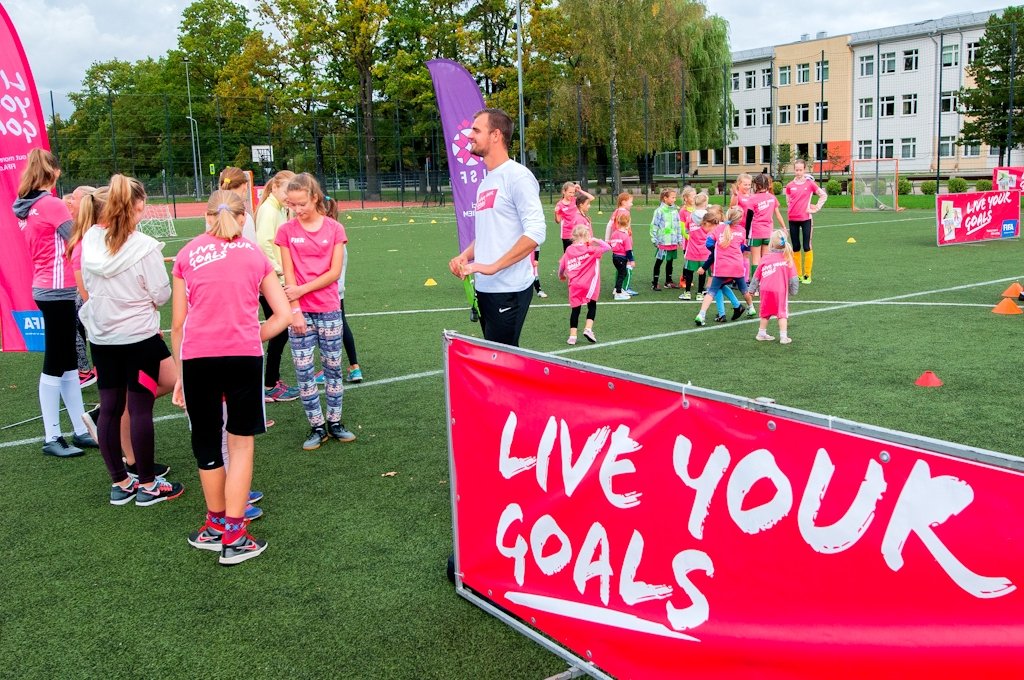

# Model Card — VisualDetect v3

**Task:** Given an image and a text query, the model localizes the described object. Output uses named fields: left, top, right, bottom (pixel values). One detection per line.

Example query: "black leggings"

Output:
left=35, top=298, right=78, bottom=377
left=340, top=300, right=358, bottom=366
left=98, top=388, right=155, bottom=484
left=789, top=220, right=813, bottom=252
left=259, top=295, right=291, bottom=388
left=613, top=256, right=628, bottom=292
left=569, top=300, right=597, bottom=329
left=652, top=256, right=674, bottom=285
left=683, top=269, right=707, bottom=293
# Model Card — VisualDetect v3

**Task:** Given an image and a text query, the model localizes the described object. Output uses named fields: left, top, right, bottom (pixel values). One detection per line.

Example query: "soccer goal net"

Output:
left=850, top=159, right=902, bottom=212
left=138, top=204, right=177, bottom=238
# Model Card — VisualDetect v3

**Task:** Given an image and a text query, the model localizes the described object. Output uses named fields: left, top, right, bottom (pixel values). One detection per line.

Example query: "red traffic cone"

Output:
left=1001, top=282, right=1023, bottom=298
left=992, top=298, right=1023, bottom=315
left=914, top=371, right=943, bottom=387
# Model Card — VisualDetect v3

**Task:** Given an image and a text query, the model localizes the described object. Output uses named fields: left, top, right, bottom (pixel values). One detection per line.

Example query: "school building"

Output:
left=690, top=9, right=1002, bottom=179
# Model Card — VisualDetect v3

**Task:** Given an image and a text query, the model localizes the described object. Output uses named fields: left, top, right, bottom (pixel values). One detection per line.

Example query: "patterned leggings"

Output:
left=288, top=310, right=344, bottom=427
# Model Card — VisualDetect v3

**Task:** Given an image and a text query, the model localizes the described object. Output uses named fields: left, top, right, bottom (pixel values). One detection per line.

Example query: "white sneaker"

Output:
left=536, top=290, right=548, bottom=298
left=678, top=291, right=691, bottom=300
left=613, top=292, right=630, bottom=301
left=695, top=292, right=704, bottom=300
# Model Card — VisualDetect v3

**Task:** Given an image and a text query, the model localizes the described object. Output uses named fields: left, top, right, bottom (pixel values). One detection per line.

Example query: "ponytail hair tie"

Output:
left=217, top=203, right=230, bottom=213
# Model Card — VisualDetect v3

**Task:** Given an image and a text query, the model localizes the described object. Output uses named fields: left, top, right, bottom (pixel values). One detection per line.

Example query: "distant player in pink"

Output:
left=555, top=181, right=594, bottom=251
left=569, top=192, right=595, bottom=237
left=558, top=224, right=611, bottom=344
left=604, top=191, right=633, bottom=240
left=694, top=214, right=753, bottom=326
left=680, top=205, right=716, bottom=300
left=738, top=173, right=786, bottom=277
left=784, top=159, right=827, bottom=283
left=729, top=172, right=752, bottom=210
left=750, top=230, right=800, bottom=344
left=172, top=190, right=292, bottom=565
left=608, top=211, right=635, bottom=300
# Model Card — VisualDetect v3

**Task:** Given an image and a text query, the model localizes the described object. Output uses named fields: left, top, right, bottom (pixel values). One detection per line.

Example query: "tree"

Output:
left=774, top=142, right=792, bottom=180
left=959, top=7, right=1024, bottom=165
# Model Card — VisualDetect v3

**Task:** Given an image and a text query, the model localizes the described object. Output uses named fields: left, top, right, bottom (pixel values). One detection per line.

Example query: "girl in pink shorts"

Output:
left=750, top=230, right=800, bottom=344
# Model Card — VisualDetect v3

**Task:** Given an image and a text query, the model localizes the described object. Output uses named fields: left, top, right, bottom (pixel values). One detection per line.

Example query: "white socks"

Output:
left=59, top=370, right=87, bottom=436
left=39, top=374, right=63, bottom=441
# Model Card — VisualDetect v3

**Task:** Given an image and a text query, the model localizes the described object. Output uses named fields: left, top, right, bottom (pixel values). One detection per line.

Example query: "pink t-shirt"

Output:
left=556, top=199, right=580, bottom=239
left=22, top=194, right=75, bottom=290
left=274, top=217, right=347, bottom=313
left=710, top=225, right=747, bottom=279
left=568, top=212, right=594, bottom=238
left=678, top=207, right=693, bottom=239
left=606, top=206, right=630, bottom=239
left=71, top=241, right=83, bottom=273
left=684, top=224, right=714, bottom=263
left=173, top=233, right=274, bottom=360
left=739, top=193, right=779, bottom=241
left=558, top=239, right=611, bottom=308
left=754, top=251, right=798, bottom=319
left=609, top=227, right=633, bottom=257
left=785, top=179, right=821, bottom=221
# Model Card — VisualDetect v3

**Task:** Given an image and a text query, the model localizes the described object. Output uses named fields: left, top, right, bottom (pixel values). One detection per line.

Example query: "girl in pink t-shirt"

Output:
left=605, top=191, right=633, bottom=239
left=608, top=211, right=635, bottom=300
left=729, top=172, right=752, bottom=210
left=273, top=173, right=356, bottom=451
left=558, top=224, right=612, bottom=344
left=750, top=230, right=800, bottom=344
left=694, top=212, right=754, bottom=326
left=738, top=174, right=786, bottom=278
left=555, top=181, right=594, bottom=251
left=784, top=159, right=827, bottom=283
left=172, top=190, right=292, bottom=564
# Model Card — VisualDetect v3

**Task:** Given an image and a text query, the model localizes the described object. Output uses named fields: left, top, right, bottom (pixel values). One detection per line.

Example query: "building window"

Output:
left=879, top=139, right=894, bottom=159
left=797, top=103, right=809, bottom=123
left=939, top=136, right=957, bottom=157
left=940, top=91, right=959, bottom=113
left=942, top=44, right=960, bottom=67
left=902, top=94, right=918, bottom=116
left=731, top=72, right=740, bottom=91
left=880, top=95, right=895, bottom=117
left=963, top=142, right=981, bottom=157
left=901, top=137, right=916, bottom=159
left=743, top=108, right=755, bottom=127
left=815, top=101, right=829, bottom=122
left=797, top=143, right=809, bottom=159
left=778, top=65, right=791, bottom=86
left=745, top=70, right=756, bottom=89
left=745, top=146, right=757, bottom=164
left=762, top=145, right=772, bottom=164
left=967, top=41, right=980, bottom=65
left=881, top=52, right=896, bottom=73
left=857, top=140, right=873, bottom=159
left=815, top=142, right=828, bottom=161
left=713, top=148, right=724, bottom=164
left=858, top=97, right=874, bottom=119
left=699, top=149, right=709, bottom=165
left=761, top=107, right=772, bottom=126
left=815, top=60, right=829, bottom=81
left=729, top=147, right=740, bottom=165
left=761, top=68, right=773, bottom=87
left=797, top=63, right=810, bottom=83
left=778, top=105, right=791, bottom=125
left=859, top=55, right=875, bottom=77
left=903, top=49, right=919, bottom=71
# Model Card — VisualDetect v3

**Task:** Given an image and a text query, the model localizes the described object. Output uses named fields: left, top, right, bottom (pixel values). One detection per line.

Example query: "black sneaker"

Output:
left=127, top=462, right=171, bottom=478
left=220, top=532, right=268, bottom=566
left=136, top=478, right=184, bottom=507
left=327, top=421, right=356, bottom=442
left=188, top=524, right=224, bottom=552
left=303, top=425, right=329, bottom=451
left=714, top=315, right=728, bottom=323
left=72, top=431, right=99, bottom=448
left=41, top=436, right=84, bottom=458
left=731, top=305, right=747, bottom=321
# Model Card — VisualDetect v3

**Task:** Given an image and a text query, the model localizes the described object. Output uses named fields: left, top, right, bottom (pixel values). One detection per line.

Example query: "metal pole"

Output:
left=723, top=63, right=728, bottom=201
left=395, top=104, right=405, bottom=206
left=49, top=90, right=62, bottom=194
left=184, top=57, right=200, bottom=199
left=516, top=0, right=526, bottom=165
left=819, top=50, right=825, bottom=176
left=576, top=82, right=583, bottom=185
left=108, top=90, right=117, bottom=173
left=216, top=95, right=224, bottom=170
left=642, top=75, right=649, bottom=192
left=769, top=60, right=775, bottom=178
left=546, top=90, right=553, bottom=202
left=164, top=95, right=177, bottom=219
left=936, top=34, right=943, bottom=187
left=679, top=66, right=686, bottom=187
left=1008, top=25, right=1017, bottom=166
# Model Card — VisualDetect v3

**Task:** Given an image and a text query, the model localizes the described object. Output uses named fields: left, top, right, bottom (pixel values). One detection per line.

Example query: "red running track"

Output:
left=167, top=200, right=408, bottom=218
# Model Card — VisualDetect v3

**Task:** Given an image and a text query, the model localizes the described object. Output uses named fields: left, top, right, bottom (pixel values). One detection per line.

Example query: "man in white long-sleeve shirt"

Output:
left=447, top=108, right=547, bottom=346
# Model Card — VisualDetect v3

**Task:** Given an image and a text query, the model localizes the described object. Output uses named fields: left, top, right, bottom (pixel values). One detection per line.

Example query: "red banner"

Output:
left=446, top=334, right=1024, bottom=678
left=935, top=190, right=1020, bottom=246
left=993, top=166, right=1024, bottom=193
left=0, top=4, right=50, bottom=351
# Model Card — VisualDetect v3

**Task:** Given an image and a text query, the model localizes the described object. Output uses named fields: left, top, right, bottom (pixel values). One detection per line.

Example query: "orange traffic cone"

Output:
left=915, top=371, right=943, bottom=387
left=992, top=298, right=1023, bottom=315
left=1001, top=282, right=1022, bottom=297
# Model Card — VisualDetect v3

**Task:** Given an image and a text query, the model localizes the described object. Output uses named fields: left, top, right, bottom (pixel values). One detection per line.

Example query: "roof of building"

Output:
left=732, top=47, right=774, bottom=64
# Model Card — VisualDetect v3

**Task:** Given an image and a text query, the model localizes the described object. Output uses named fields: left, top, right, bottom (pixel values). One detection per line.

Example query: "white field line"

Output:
left=4, top=275, right=1018, bottom=449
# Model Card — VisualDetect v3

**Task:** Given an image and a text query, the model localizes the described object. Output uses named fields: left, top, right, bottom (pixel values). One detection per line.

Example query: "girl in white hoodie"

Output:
left=79, top=174, right=184, bottom=507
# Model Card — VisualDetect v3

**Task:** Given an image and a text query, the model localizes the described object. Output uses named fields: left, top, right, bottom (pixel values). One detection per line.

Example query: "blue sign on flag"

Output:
left=12, top=310, right=46, bottom=352
left=1001, top=220, right=1018, bottom=239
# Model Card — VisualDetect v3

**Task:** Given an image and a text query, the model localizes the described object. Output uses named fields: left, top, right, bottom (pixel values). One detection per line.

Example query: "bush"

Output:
left=948, top=177, right=968, bottom=193
left=825, top=178, right=842, bottom=195
left=976, top=179, right=993, bottom=192
left=897, top=177, right=912, bottom=195
left=921, top=180, right=937, bottom=195
left=772, top=181, right=782, bottom=195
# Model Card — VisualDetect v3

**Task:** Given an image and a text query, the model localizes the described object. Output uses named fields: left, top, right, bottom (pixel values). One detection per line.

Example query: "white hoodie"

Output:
left=79, top=227, right=170, bottom=345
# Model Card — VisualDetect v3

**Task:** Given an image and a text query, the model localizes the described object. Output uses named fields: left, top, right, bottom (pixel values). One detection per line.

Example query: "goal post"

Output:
left=850, top=159, right=903, bottom=212
left=137, top=204, right=177, bottom=238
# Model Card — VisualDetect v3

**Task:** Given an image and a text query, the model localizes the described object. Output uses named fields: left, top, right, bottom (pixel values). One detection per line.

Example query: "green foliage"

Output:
left=948, top=176, right=969, bottom=193
left=772, top=181, right=782, bottom=195
left=921, top=180, right=937, bottom=195
left=976, top=179, right=993, bottom=191
left=897, top=177, right=912, bottom=195
left=825, top=178, right=842, bottom=195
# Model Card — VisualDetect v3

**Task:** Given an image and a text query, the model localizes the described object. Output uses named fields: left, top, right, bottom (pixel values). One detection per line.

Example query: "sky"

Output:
left=3, top=0, right=1020, bottom=120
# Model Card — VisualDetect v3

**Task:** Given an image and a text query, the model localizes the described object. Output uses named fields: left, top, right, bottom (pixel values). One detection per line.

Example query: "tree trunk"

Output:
left=609, top=78, right=621, bottom=194
left=360, top=66, right=381, bottom=201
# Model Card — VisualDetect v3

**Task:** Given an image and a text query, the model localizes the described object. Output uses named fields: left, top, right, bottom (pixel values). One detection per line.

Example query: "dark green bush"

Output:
left=825, top=178, right=842, bottom=195
left=897, top=177, right=912, bottom=195
left=948, top=177, right=968, bottom=193
left=921, top=180, right=937, bottom=195
left=975, top=179, right=993, bottom=192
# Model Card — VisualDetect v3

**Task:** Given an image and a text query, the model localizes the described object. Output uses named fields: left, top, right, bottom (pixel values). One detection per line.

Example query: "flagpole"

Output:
left=516, top=0, right=526, bottom=165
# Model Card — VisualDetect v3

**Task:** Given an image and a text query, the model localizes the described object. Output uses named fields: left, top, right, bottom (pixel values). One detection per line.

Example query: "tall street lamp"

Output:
left=187, top=116, right=203, bottom=196
left=184, top=56, right=200, bottom=199
left=515, top=0, right=526, bottom=165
